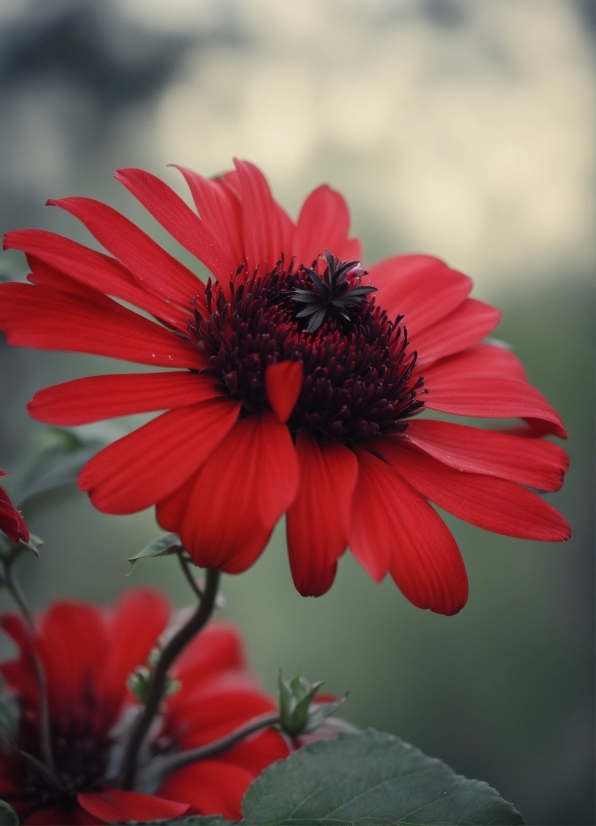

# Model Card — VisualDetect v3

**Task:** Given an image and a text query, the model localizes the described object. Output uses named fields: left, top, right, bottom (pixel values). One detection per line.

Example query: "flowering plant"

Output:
left=0, top=160, right=569, bottom=824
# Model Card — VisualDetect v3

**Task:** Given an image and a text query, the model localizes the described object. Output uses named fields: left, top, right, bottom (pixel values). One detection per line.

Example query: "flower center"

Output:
left=17, top=715, right=111, bottom=812
left=192, top=254, right=425, bottom=442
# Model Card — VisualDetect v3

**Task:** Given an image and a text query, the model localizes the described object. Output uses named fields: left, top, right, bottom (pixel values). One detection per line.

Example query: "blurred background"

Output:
left=0, top=0, right=593, bottom=823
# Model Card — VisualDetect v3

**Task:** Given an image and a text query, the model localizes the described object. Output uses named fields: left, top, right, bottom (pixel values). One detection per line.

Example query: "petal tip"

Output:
left=265, top=360, right=303, bottom=422
left=556, top=516, right=572, bottom=542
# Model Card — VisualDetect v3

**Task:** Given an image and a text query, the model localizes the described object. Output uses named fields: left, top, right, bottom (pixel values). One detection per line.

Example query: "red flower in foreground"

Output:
left=0, top=471, right=29, bottom=544
left=0, top=589, right=288, bottom=823
left=0, top=161, right=570, bottom=614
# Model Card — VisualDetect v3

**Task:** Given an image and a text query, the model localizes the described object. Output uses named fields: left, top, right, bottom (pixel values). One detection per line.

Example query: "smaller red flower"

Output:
left=0, top=471, right=29, bottom=544
left=0, top=589, right=288, bottom=823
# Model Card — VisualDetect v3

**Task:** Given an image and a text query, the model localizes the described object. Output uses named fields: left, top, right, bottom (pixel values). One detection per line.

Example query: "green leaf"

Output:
left=0, top=800, right=19, bottom=825
left=15, top=425, right=122, bottom=509
left=134, top=817, right=233, bottom=825
left=241, top=731, right=526, bottom=826
left=127, top=533, right=182, bottom=570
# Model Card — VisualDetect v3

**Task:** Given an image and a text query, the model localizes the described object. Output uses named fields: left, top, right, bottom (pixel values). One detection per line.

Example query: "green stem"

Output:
left=177, top=550, right=203, bottom=601
left=135, top=711, right=280, bottom=788
left=3, top=562, right=55, bottom=774
left=119, top=568, right=221, bottom=790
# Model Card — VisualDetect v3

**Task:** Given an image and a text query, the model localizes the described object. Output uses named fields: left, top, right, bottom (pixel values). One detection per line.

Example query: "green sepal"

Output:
left=302, top=693, right=349, bottom=733
left=278, top=670, right=344, bottom=737
left=22, top=533, right=43, bottom=558
left=0, top=533, right=43, bottom=564
left=127, top=533, right=182, bottom=570
left=127, top=668, right=152, bottom=704
left=128, top=665, right=180, bottom=704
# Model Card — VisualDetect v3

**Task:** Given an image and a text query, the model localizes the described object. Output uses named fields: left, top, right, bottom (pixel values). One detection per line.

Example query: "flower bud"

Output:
left=278, top=670, right=347, bottom=737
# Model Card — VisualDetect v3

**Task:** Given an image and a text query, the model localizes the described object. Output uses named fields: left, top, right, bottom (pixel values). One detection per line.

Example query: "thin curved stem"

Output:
left=177, top=550, right=203, bottom=601
left=119, top=568, right=221, bottom=790
left=3, top=562, right=55, bottom=774
left=136, top=711, right=280, bottom=788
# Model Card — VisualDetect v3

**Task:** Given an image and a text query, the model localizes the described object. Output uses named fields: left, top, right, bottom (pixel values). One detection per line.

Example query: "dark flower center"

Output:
left=192, top=254, right=425, bottom=443
left=15, top=711, right=111, bottom=813
left=289, top=250, right=377, bottom=333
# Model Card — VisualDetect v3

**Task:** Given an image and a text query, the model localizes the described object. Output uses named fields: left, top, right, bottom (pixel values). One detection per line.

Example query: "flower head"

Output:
left=0, top=472, right=29, bottom=545
left=0, top=589, right=288, bottom=822
left=0, top=160, right=570, bottom=614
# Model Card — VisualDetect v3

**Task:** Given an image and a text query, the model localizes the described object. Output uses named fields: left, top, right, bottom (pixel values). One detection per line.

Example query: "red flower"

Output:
left=0, top=161, right=570, bottom=614
left=0, top=589, right=288, bottom=823
left=0, top=471, right=29, bottom=544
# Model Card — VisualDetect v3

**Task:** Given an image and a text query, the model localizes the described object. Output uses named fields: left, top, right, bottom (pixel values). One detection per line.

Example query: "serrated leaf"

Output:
left=0, top=800, right=19, bottom=825
left=241, top=731, right=526, bottom=826
left=15, top=424, right=122, bottom=509
left=127, top=533, right=182, bottom=569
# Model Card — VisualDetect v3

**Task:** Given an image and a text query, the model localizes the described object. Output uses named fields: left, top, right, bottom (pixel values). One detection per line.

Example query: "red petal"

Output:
left=157, top=760, right=251, bottom=820
left=101, top=589, right=171, bottom=715
left=294, top=185, right=358, bottom=266
left=156, top=473, right=197, bottom=532
left=222, top=727, right=289, bottom=774
left=166, top=684, right=276, bottom=748
left=265, top=361, right=303, bottom=422
left=175, top=166, right=244, bottom=272
left=364, top=255, right=471, bottom=333
left=286, top=432, right=358, bottom=596
left=179, top=412, right=299, bottom=572
left=115, top=168, right=234, bottom=282
left=425, top=376, right=566, bottom=438
left=173, top=622, right=245, bottom=686
left=0, top=612, right=28, bottom=650
left=78, top=790, right=188, bottom=823
left=381, top=439, right=571, bottom=541
left=341, top=237, right=364, bottom=261
left=78, top=398, right=240, bottom=514
left=234, top=159, right=294, bottom=274
left=0, top=660, right=38, bottom=708
left=406, top=419, right=569, bottom=492
left=415, top=299, right=501, bottom=365
left=0, top=283, right=200, bottom=368
left=0, top=487, right=29, bottom=543
left=48, top=196, right=203, bottom=308
left=36, top=603, right=108, bottom=720
left=4, top=229, right=189, bottom=331
left=421, top=342, right=528, bottom=383
left=26, top=256, right=119, bottom=305
left=220, top=169, right=242, bottom=196
left=28, top=372, right=220, bottom=425
left=349, top=446, right=468, bottom=615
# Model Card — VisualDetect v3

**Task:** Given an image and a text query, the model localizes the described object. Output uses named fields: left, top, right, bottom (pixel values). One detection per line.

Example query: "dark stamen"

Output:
left=289, top=250, right=376, bottom=332
left=190, top=255, right=425, bottom=444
